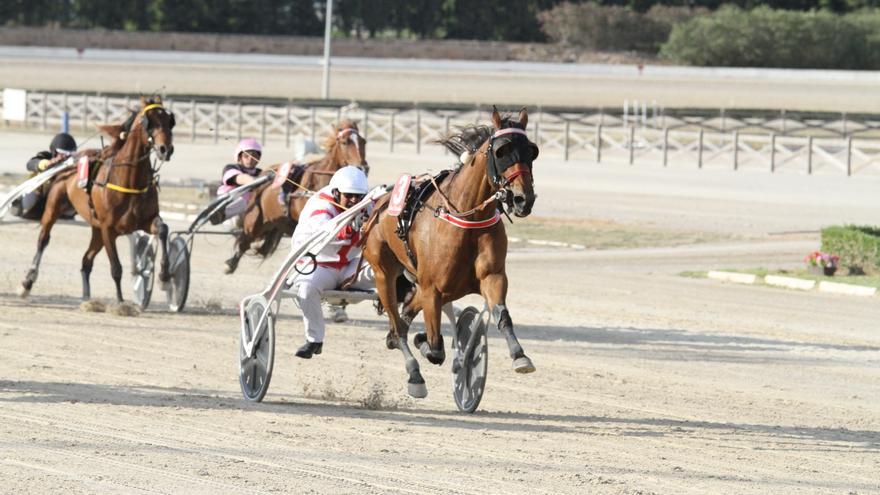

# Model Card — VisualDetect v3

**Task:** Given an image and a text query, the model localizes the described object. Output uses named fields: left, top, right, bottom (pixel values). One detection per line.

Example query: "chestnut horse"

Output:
left=20, top=96, right=175, bottom=302
left=223, top=120, right=368, bottom=274
left=363, top=108, right=538, bottom=398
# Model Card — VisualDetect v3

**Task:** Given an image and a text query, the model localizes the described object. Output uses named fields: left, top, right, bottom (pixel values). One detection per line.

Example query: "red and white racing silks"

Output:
left=291, top=185, right=370, bottom=270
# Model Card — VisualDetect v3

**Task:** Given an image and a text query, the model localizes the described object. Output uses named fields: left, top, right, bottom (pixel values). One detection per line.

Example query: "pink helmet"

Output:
left=234, top=138, right=262, bottom=162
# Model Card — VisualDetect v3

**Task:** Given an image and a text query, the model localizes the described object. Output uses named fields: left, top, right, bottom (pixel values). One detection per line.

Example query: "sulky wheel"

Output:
left=239, top=296, right=276, bottom=402
left=165, top=235, right=190, bottom=313
left=451, top=306, right=489, bottom=413
left=130, top=232, right=156, bottom=310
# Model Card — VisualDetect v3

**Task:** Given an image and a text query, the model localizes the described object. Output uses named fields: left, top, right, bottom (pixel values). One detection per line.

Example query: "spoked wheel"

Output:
left=165, top=235, right=191, bottom=313
left=451, top=306, right=489, bottom=413
left=239, top=296, right=275, bottom=402
left=130, top=231, right=156, bottom=310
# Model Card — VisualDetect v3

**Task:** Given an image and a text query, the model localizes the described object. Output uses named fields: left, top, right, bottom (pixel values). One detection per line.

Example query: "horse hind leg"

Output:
left=151, top=216, right=170, bottom=285
left=20, top=192, right=66, bottom=297
left=80, top=227, right=104, bottom=300
left=100, top=228, right=125, bottom=302
left=374, top=268, right=427, bottom=398
left=225, top=232, right=250, bottom=274
left=413, top=289, right=446, bottom=366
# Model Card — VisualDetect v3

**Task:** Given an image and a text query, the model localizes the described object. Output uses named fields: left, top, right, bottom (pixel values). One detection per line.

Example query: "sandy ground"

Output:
left=2, top=122, right=880, bottom=493
left=2, top=51, right=880, bottom=112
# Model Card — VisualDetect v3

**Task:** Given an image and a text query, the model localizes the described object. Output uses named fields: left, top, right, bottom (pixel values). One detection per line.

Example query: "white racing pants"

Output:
left=295, top=260, right=375, bottom=343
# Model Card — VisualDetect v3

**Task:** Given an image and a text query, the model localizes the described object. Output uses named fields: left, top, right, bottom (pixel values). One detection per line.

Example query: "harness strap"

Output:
left=436, top=210, right=502, bottom=229
left=103, top=182, right=151, bottom=194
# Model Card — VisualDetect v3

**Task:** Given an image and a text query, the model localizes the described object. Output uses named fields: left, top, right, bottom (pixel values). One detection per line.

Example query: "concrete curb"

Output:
left=764, top=275, right=816, bottom=291
left=818, top=281, right=877, bottom=297
left=708, top=271, right=757, bottom=284
left=704, top=270, right=878, bottom=298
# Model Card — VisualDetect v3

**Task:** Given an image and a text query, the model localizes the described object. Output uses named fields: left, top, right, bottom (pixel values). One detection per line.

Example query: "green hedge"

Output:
left=539, top=3, right=705, bottom=53
left=821, top=225, right=880, bottom=275
left=661, top=6, right=880, bottom=70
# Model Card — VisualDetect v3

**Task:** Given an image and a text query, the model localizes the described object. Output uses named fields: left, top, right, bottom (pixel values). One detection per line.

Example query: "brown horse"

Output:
left=363, top=108, right=538, bottom=398
left=223, top=120, right=368, bottom=274
left=20, top=96, right=175, bottom=302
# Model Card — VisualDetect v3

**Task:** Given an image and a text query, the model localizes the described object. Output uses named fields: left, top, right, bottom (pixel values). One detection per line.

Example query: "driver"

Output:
left=13, top=132, right=77, bottom=220
left=210, top=137, right=263, bottom=226
left=290, top=166, right=373, bottom=359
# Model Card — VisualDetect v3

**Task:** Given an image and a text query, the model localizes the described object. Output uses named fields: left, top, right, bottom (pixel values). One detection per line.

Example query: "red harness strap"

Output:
left=437, top=210, right=502, bottom=229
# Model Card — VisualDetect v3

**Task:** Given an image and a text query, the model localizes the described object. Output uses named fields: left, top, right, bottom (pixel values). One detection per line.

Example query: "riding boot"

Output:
left=295, top=341, right=323, bottom=359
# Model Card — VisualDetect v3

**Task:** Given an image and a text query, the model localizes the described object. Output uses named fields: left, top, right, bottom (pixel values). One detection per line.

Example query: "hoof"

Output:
left=513, top=355, right=536, bottom=374
left=224, top=259, right=238, bottom=275
left=407, top=381, right=428, bottom=399
left=18, top=286, right=30, bottom=299
left=385, top=331, right=398, bottom=350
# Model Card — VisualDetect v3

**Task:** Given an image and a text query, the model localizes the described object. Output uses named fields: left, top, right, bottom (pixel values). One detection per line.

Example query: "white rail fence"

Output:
left=3, top=91, right=880, bottom=176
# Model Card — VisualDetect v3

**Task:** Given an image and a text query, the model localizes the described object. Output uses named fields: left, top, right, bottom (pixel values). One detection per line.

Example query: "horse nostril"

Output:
left=513, top=195, right=526, bottom=205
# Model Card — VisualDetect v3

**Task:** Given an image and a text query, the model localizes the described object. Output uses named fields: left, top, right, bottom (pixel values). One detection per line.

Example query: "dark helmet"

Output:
left=49, top=133, right=77, bottom=155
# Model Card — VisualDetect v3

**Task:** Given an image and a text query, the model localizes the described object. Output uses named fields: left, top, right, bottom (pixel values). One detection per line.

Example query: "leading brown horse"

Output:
left=20, top=96, right=175, bottom=302
left=363, top=108, right=538, bottom=398
left=223, top=120, right=368, bottom=274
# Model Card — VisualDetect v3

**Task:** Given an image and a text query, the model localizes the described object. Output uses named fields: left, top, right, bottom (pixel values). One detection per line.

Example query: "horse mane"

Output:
left=320, top=119, right=358, bottom=150
left=98, top=96, right=164, bottom=158
left=438, top=114, right=520, bottom=156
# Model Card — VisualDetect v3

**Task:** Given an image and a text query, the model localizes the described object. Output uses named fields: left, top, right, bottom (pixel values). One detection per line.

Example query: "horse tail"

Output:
left=253, top=228, right=285, bottom=259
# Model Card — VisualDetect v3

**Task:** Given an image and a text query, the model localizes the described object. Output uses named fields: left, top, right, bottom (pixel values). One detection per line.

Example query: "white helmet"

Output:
left=329, top=166, right=368, bottom=195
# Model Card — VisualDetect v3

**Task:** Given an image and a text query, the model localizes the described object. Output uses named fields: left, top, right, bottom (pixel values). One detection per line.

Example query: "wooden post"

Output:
left=733, top=131, right=739, bottom=171
left=697, top=129, right=704, bottom=169
left=846, top=137, right=852, bottom=176
left=363, top=109, right=370, bottom=142
left=213, top=101, right=220, bottom=144
left=82, top=93, right=88, bottom=132
left=595, top=124, right=602, bottom=163
left=41, top=93, right=47, bottom=130
left=445, top=115, right=451, bottom=156
left=285, top=105, right=291, bottom=148
left=662, top=127, right=669, bottom=167
left=628, top=126, right=635, bottom=165
left=237, top=103, right=243, bottom=141
left=415, top=108, right=421, bottom=154
left=310, top=107, right=317, bottom=143
left=563, top=120, right=570, bottom=162
left=260, top=105, right=267, bottom=145
left=770, top=133, right=776, bottom=173
left=390, top=112, right=396, bottom=152
left=191, top=100, right=197, bottom=142
left=807, top=136, right=813, bottom=175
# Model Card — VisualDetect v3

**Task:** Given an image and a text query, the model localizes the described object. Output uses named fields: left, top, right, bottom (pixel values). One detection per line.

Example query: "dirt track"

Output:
left=2, top=154, right=880, bottom=493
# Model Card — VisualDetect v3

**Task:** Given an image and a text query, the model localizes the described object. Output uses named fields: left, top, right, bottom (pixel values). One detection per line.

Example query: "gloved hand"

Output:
left=37, top=159, right=51, bottom=171
left=265, top=170, right=277, bottom=181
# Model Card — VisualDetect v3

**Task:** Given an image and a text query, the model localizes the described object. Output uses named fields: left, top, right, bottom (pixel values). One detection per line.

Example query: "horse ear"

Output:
left=491, top=106, right=502, bottom=129
left=139, top=96, right=147, bottom=106
left=519, top=107, right=529, bottom=129
left=98, top=124, right=125, bottom=141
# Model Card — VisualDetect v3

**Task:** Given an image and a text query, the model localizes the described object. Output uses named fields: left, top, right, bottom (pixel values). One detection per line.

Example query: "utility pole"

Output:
left=321, top=0, right=334, bottom=100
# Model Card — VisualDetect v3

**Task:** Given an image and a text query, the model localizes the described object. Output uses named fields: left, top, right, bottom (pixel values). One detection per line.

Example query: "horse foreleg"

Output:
left=225, top=232, right=250, bottom=274
left=101, top=229, right=124, bottom=302
left=80, top=227, right=104, bottom=300
left=20, top=195, right=65, bottom=297
left=151, top=217, right=170, bottom=285
left=374, top=268, right=427, bottom=398
left=413, top=289, right=445, bottom=366
left=480, top=273, right=536, bottom=374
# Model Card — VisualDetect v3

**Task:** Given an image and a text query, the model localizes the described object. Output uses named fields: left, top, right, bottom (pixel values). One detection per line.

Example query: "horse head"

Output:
left=324, top=120, right=368, bottom=175
left=487, top=107, right=537, bottom=217
left=132, top=96, right=175, bottom=161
